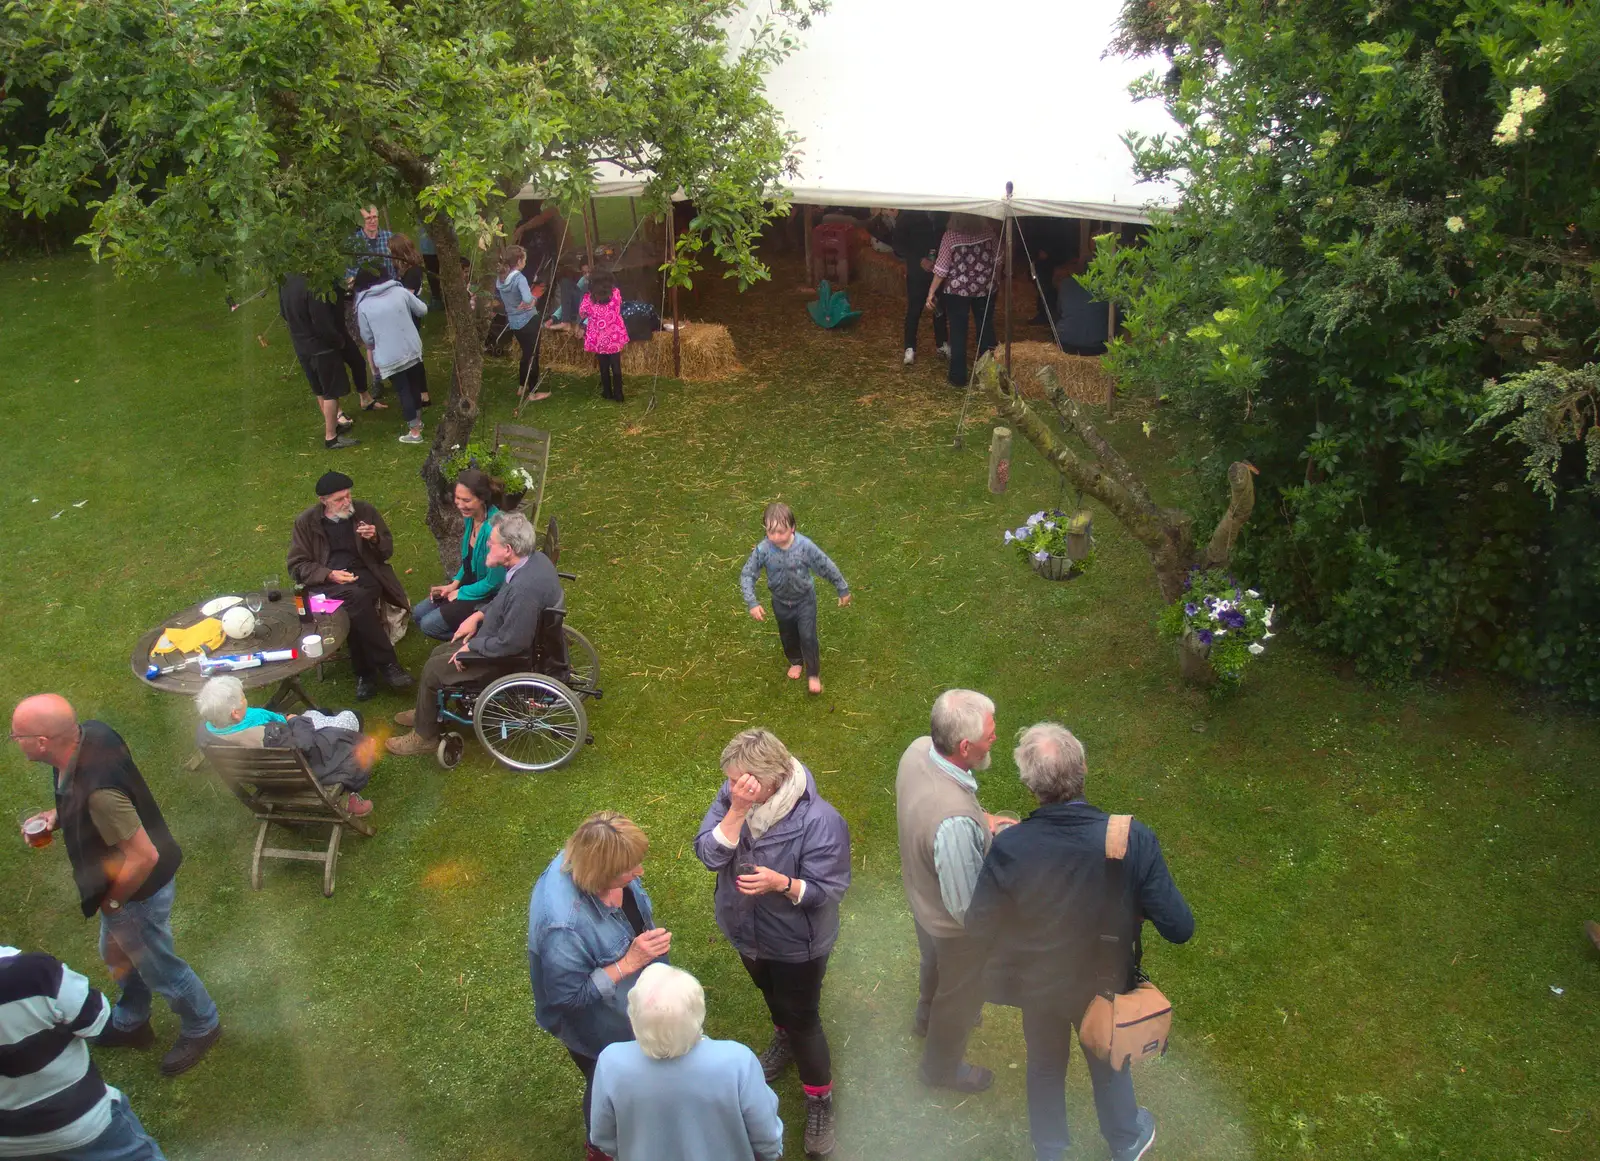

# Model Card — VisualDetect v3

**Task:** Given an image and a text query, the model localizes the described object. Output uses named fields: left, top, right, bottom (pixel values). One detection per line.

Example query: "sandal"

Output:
left=360, top=396, right=389, bottom=411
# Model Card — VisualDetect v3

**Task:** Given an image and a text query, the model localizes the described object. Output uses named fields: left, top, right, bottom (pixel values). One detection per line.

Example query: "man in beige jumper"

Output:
left=895, top=688, right=1002, bottom=1093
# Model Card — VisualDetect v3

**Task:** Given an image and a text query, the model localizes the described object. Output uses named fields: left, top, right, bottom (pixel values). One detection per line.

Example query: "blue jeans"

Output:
left=52, top=1098, right=166, bottom=1161
left=412, top=598, right=452, bottom=640
left=99, top=879, right=219, bottom=1039
left=1021, top=1004, right=1140, bottom=1161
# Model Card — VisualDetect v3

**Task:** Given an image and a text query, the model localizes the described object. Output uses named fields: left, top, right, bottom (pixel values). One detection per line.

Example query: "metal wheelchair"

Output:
left=433, top=590, right=603, bottom=774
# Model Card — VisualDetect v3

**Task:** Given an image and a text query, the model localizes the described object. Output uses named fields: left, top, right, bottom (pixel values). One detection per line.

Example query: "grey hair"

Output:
left=719, top=728, right=794, bottom=795
left=492, top=511, right=537, bottom=557
left=1014, top=723, right=1087, bottom=805
left=930, top=689, right=996, bottom=758
left=627, top=963, right=705, bottom=1060
left=196, top=676, right=248, bottom=728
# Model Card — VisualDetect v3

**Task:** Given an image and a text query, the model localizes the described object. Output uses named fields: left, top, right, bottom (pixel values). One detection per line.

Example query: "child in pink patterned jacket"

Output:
left=578, top=269, right=629, bottom=402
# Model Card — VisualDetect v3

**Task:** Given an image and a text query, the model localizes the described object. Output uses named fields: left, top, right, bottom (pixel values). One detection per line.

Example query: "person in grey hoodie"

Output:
left=353, top=266, right=428, bottom=444
left=739, top=502, right=851, bottom=695
left=694, top=728, right=851, bottom=1158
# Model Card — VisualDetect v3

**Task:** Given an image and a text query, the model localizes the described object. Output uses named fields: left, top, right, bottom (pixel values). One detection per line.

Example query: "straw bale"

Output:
left=534, top=323, right=741, bottom=382
left=853, top=247, right=905, bottom=297
left=1007, top=341, right=1114, bottom=405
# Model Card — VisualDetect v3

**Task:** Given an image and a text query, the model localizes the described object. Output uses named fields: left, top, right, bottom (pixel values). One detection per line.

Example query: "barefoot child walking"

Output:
left=739, top=502, right=852, bottom=694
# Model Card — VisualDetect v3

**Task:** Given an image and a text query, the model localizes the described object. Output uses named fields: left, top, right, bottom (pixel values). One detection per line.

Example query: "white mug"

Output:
left=301, top=633, right=324, bottom=659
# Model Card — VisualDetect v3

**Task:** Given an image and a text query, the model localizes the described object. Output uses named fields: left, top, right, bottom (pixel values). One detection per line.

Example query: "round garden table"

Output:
left=131, top=591, right=349, bottom=714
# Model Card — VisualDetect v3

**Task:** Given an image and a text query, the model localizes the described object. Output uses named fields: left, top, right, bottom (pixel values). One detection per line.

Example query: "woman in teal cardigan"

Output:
left=411, top=468, right=508, bottom=639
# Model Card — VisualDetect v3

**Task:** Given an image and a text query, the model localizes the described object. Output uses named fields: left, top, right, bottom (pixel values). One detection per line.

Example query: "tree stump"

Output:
left=988, top=427, right=1012, bottom=494
left=1178, top=632, right=1217, bottom=686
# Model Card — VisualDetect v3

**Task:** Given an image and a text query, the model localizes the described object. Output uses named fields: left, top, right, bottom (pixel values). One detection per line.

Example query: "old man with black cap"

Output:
left=288, top=471, right=413, bottom=700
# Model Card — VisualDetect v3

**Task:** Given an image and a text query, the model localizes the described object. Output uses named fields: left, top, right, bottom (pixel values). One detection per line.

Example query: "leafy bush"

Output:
left=1093, top=0, right=1600, bottom=698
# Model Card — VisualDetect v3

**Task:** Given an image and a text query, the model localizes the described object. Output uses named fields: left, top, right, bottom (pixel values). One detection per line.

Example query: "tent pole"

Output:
left=582, top=203, right=595, bottom=269
left=669, top=208, right=681, bottom=377
left=803, top=203, right=814, bottom=286
left=1003, top=182, right=1014, bottom=376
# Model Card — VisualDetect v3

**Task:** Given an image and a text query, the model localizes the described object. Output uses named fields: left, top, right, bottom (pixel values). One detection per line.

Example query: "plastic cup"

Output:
left=20, top=811, right=53, bottom=849
left=992, top=811, right=1020, bottom=833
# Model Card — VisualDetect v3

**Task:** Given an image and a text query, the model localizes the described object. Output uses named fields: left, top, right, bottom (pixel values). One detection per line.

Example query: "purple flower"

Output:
left=1197, top=629, right=1214, bottom=646
left=1003, top=530, right=1015, bottom=543
left=1220, top=608, right=1247, bottom=630
left=1032, top=549, right=1050, bottom=562
left=1184, top=603, right=1198, bottom=616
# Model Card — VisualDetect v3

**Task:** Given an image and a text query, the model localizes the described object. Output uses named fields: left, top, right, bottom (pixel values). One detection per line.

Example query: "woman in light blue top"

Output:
left=411, top=468, right=506, bottom=640
left=591, top=963, right=783, bottom=1161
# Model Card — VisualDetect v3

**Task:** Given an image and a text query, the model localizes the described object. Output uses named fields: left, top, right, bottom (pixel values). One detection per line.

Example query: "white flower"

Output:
left=1032, top=550, right=1050, bottom=562
left=1204, top=130, right=1222, bottom=147
left=1248, top=643, right=1266, bottom=655
left=1245, top=588, right=1260, bottom=598
left=1262, top=631, right=1275, bottom=639
left=1493, top=109, right=1524, bottom=145
left=1264, top=606, right=1275, bottom=627
left=1043, top=521, right=1056, bottom=531
left=1004, top=530, right=1015, bottom=543
left=1252, top=137, right=1272, bottom=154
left=1509, top=85, right=1545, bottom=114
left=1445, top=216, right=1465, bottom=233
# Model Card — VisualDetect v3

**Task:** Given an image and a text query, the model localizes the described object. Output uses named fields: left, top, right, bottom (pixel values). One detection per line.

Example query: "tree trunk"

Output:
left=418, top=213, right=484, bottom=573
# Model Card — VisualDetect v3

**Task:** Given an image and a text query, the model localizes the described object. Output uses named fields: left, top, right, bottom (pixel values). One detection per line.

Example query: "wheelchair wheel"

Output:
left=474, top=673, right=588, bottom=772
left=563, top=626, right=600, bottom=693
left=436, top=732, right=465, bottom=770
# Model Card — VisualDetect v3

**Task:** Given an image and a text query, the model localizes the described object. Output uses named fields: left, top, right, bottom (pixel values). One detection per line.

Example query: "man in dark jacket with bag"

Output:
left=279, top=274, right=362, bottom=450
left=288, top=471, right=413, bottom=701
left=10, top=694, right=223, bottom=1078
left=694, top=727, right=851, bottom=1158
left=966, top=723, right=1193, bottom=1161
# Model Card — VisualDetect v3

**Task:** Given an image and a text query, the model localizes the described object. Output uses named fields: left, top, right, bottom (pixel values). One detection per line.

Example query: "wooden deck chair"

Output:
left=201, top=745, right=375, bottom=897
left=494, top=422, right=551, bottom=530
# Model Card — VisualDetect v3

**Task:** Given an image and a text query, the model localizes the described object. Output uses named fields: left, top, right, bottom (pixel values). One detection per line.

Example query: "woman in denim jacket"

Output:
left=530, top=812, right=672, bottom=1161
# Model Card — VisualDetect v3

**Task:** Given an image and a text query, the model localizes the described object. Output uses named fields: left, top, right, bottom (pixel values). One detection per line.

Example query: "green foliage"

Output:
left=439, top=441, right=537, bottom=498
left=0, top=0, right=824, bottom=290
left=1002, top=507, right=1092, bottom=571
left=1155, top=568, right=1273, bottom=687
left=1094, top=0, right=1600, bottom=698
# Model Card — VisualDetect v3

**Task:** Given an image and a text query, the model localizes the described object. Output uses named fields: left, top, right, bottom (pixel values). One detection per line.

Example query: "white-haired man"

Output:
left=589, top=963, right=783, bottom=1161
left=895, top=688, right=1002, bottom=1093
left=967, top=723, right=1193, bottom=1161
left=386, top=511, right=564, bottom=755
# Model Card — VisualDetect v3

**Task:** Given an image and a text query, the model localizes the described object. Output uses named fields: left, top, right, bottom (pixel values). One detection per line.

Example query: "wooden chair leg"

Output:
left=322, top=825, right=343, bottom=897
left=251, top=820, right=268, bottom=890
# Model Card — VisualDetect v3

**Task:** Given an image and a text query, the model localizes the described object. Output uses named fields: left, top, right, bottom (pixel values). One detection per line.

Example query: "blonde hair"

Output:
left=719, top=728, right=793, bottom=794
left=628, top=963, right=705, bottom=1059
left=762, top=501, right=795, bottom=532
left=562, top=811, right=649, bottom=895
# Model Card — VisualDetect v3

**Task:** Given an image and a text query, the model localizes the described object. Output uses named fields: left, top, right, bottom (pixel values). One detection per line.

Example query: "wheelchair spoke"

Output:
left=474, top=675, right=587, bottom=772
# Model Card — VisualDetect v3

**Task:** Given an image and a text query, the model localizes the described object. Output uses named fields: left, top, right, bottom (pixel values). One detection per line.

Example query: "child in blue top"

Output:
left=496, top=245, right=549, bottom=402
left=739, top=502, right=851, bottom=694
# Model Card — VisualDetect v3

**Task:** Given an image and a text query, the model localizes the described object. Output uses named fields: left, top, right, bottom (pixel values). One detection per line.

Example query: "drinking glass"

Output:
left=19, top=809, right=53, bottom=849
left=264, top=575, right=282, bottom=602
left=245, top=593, right=264, bottom=615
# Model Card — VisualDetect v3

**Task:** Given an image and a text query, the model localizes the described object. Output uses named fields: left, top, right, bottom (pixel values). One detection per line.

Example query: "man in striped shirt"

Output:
left=895, top=689, right=1004, bottom=1094
left=0, top=946, right=165, bottom=1160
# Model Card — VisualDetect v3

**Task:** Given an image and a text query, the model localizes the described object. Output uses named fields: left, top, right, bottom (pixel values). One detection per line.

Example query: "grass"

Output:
left=2, top=248, right=1598, bottom=1161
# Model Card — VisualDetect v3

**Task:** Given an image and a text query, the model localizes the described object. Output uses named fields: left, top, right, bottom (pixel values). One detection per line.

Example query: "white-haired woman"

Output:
left=589, top=964, right=783, bottom=1161
left=694, top=728, right=851, bottom=1158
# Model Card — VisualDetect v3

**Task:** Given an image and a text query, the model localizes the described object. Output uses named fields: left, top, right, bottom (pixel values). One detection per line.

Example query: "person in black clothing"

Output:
left=1019, top=217, right=1078, bottom=324
left=287, top=471, right=414, bottom=701
left=10, top=694, right=223, bottom=1078
left=280, top=274, right=360, bottom=449
left=388, top=234, right=432, bottom=407
left=966, top=723, right=1193, bottom=1161
left=892, top=209, right=949, bottom=366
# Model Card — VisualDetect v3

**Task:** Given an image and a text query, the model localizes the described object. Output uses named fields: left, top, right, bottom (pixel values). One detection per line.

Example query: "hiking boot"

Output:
left=345, top=793, right=374, bottom=817
left=757, top=1027, right=793, bottom=1082
left=804, top=1091, right=836, bottom=1157
left=393, top=709, right=416, bottom=728
left=1112, top=1107, right=1156, bottom=1161
left=94, top=1020, right=154, bottom=1050
left=385, top=731, right=433, bottom=757
left=335, top=414, right=355, bottom=432
left=160, top=1024, right=221, bottom=1077
left=383, top=663, right=414, bottom=690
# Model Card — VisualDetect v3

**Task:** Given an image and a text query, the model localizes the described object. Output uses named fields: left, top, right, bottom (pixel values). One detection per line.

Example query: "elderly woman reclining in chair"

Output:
left=195, top=676, right=377, bottom=816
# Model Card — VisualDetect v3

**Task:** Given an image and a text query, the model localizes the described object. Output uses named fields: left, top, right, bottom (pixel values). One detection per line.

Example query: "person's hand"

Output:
left=622, top=928, right=672, bottom=973
left=40, top=808, right=58, bottom=831
left=428, top=584, right=448, bottom=600
left=838, top=593, right=852, bottom=607
left=451, top=612, right=484, bottom=642
left=449, top=643, right=472, bottom=671
left=736, top=866, right=790, bottom=897
left=749, top=605, right=766, bottom=622
left=727, top=773, right=764, bottom=813
left=925, top=295, right=936, bottom=310
left=328, top=569, right=358, bottom=584
left=920, top=257, right=934, bottom=272
left=356, top=521, right=377, bottom=541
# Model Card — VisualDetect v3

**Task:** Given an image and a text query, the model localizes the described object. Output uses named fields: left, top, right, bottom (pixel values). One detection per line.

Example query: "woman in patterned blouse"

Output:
left=926, top=213, right=1001, bottom=388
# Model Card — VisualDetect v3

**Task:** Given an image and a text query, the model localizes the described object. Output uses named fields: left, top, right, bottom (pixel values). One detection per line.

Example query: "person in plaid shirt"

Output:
left=346, top=205, right=396, bottom=280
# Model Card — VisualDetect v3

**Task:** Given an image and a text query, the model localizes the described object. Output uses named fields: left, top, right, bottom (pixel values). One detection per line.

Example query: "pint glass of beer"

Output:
left=20, top=812, right=53, bottom=849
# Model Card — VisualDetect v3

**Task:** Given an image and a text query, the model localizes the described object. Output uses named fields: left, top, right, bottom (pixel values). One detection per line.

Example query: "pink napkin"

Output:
left=309, top=594, right=344, bottom=614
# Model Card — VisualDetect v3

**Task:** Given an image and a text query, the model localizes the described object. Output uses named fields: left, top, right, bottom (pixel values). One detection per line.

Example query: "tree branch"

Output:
left=1201, top=461, right=1258, bottom=569
left=1037, top=366, right=1157, bottom=511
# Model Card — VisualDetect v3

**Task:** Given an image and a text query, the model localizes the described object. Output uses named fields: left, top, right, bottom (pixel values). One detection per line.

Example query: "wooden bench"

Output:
left=201, top=745, right=375, bottom=897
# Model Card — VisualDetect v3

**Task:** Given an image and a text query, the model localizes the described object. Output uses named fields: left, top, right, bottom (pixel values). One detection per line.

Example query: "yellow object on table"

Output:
left=151, top=618, right=226, bottom=655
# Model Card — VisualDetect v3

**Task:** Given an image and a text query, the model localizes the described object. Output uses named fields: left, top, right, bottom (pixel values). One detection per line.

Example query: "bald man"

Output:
left=11, top=695, right=222, bottom=1077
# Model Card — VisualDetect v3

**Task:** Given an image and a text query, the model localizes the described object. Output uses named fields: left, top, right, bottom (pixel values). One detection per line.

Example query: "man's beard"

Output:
left=326, top=502, right=354, bottom=521
left=973, top=750, right=992, bottom=772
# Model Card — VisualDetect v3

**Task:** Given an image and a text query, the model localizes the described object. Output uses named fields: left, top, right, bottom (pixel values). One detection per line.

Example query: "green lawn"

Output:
left=2, top=250, right=1597, bottom=1161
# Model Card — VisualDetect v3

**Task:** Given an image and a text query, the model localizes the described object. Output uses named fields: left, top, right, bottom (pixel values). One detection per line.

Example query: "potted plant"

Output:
left=1155, top=568, right=1274, bottom=687
left=439, top=441, right=538, bottom=510
left=1004, top=509, right=1095, bottom=581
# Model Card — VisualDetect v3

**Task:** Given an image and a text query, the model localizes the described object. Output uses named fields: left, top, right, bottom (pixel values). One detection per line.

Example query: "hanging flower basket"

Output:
left=1032, top=552, right=1074, bottom=581
left=1004, top=509, right=1095, bottom=582
left=1157, top=568, right=1274, bottom=688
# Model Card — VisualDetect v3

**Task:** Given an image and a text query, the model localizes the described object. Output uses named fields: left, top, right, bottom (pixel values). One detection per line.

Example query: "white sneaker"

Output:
left=398, top=429, right=424, bottom=444
left=903, top=347, right=915, bottom=365
left=937, top=343, right=951, bottom=360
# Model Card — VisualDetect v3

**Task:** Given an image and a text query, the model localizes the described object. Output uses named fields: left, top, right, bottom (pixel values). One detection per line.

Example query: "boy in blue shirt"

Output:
left=739, top=503, right=851, bottom=694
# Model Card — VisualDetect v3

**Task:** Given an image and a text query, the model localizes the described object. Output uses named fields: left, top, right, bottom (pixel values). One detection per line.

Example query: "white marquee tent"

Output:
left=522, top=0, right=1178, bottom=224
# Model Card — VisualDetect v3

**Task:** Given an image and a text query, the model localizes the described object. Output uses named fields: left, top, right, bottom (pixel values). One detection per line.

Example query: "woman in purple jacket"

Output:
left=695, top=728, right=851, bottom=1159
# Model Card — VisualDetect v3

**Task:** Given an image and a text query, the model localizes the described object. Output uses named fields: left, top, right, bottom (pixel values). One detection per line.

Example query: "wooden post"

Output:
left=1002, top=183, right=1014, bottom=376
left=803, top=203, right=815, bottom=286
left=988, top=427, right=1013, bottom=493
left=668, top=207, right=681, bottom=378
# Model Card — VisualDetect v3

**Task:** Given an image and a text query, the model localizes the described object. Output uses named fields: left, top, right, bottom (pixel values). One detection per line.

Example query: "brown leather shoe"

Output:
left=385, top=731, right=433, bottom=757
left=393, top=709, right=416, bottom=727
left=160, top=1024, right=221, bottom=1076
